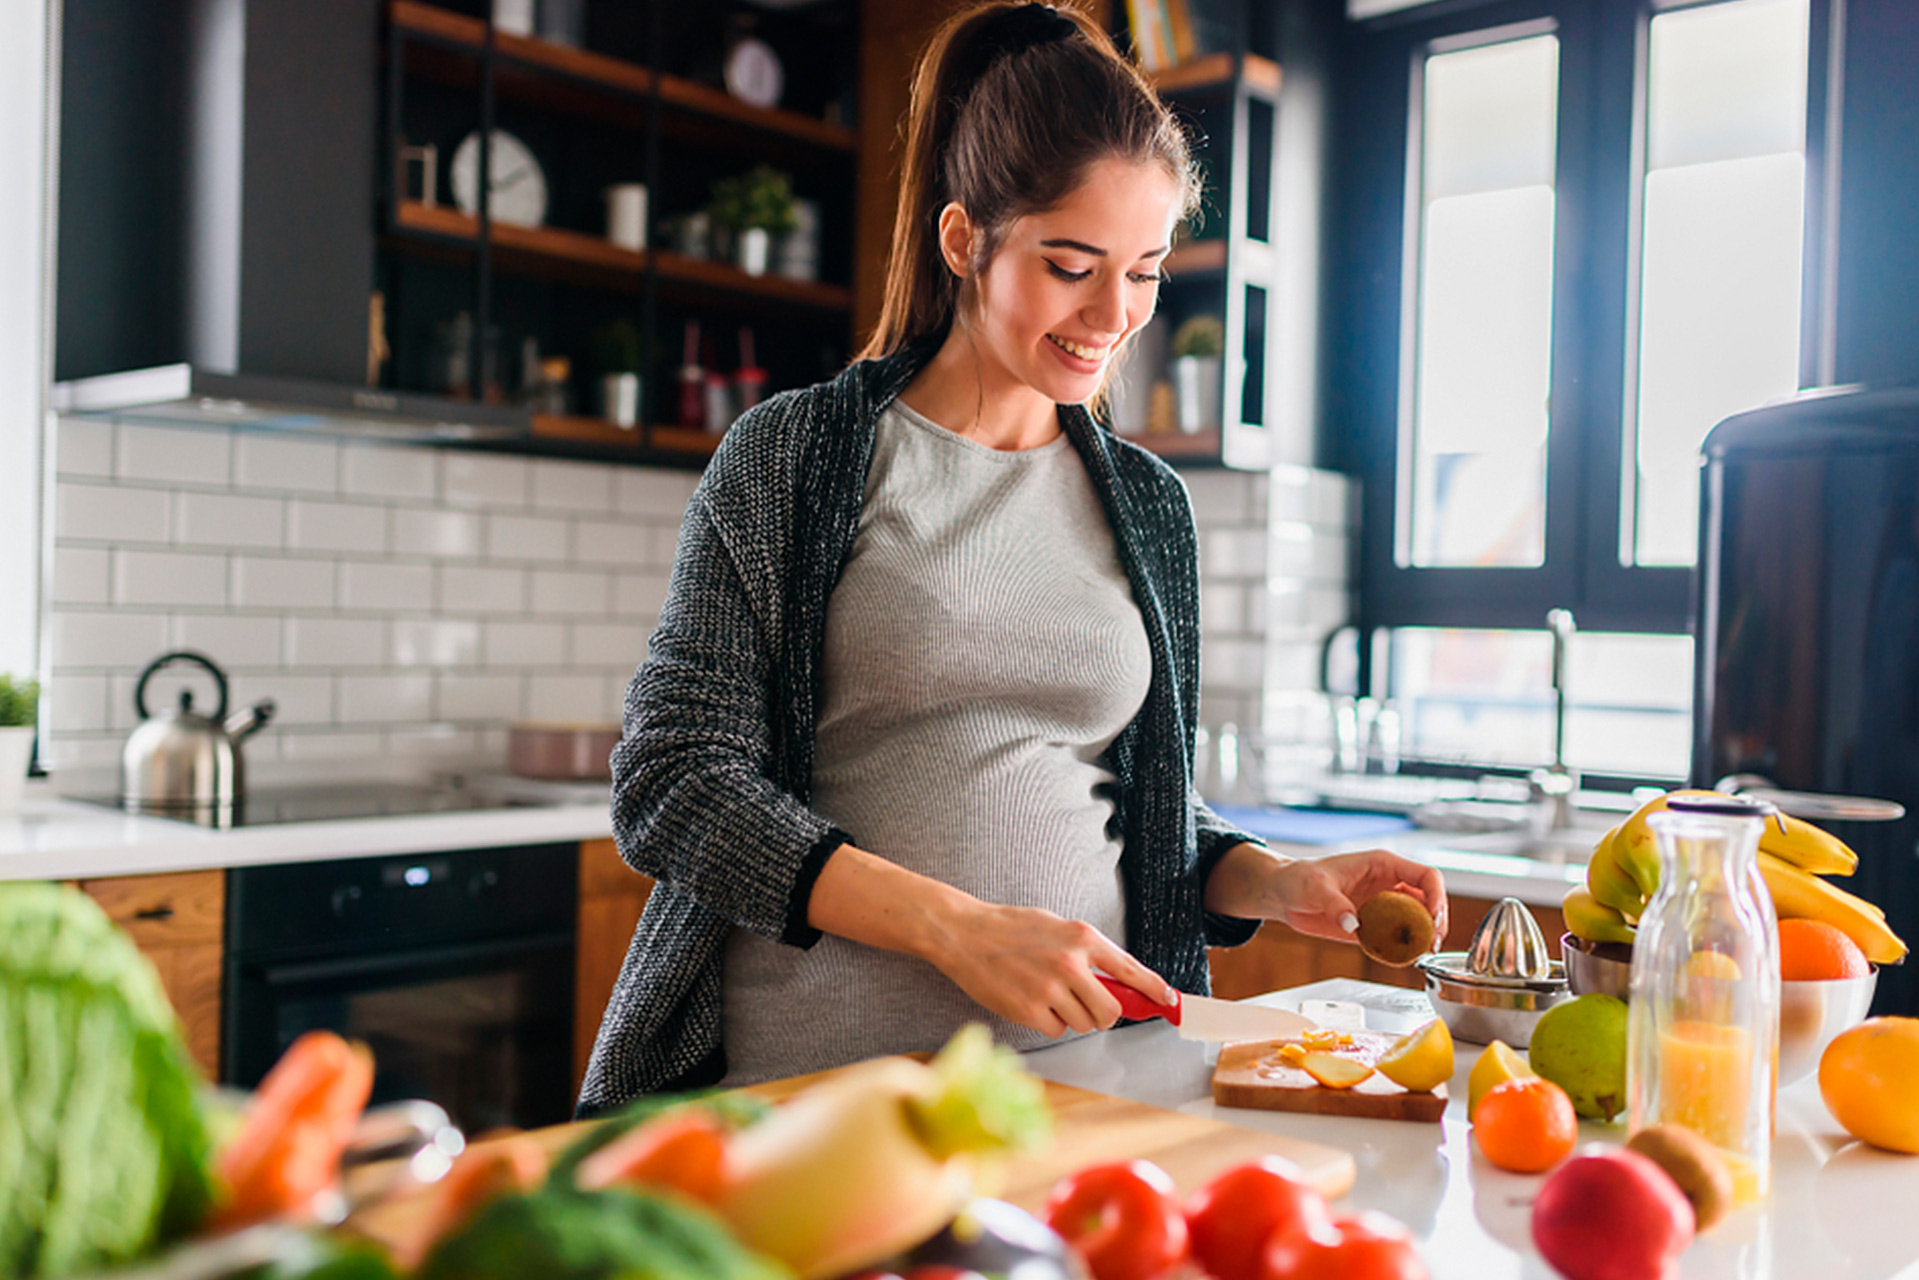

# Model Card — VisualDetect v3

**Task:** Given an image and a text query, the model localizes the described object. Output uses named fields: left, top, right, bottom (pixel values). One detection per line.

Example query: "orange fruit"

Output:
left=1780, top=918, right=1871, bottom=981
left=1474, top=1076, right=1579, bottom=1173
left=1819, top=1017, right=1919, bottom=1153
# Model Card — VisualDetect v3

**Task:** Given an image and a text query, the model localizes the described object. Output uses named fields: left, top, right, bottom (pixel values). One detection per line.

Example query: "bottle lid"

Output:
left=1665, top=793, right=1778, bottom=819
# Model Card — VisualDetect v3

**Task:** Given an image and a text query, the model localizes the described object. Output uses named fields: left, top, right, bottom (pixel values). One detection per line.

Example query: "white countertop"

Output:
left=0, top=786, right=614, bottom=881
left=1025, top=979, right=1919, bottom=1280
left=0, top=781, right=1588, bottom=906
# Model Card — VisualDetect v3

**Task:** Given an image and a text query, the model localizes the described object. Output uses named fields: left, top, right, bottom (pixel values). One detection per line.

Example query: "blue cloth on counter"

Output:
left=1208, top=804, right=1416, bottom=846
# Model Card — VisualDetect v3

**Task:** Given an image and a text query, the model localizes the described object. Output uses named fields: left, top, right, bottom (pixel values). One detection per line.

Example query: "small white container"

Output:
left=0, top=726, right=35, bottom=814
left=491, top=0, right=534, bottom=36
left=736, top=227, right=771, bottom=277
left=1172, top=354, right=1222, bottom=433
left=605, top=183, right=648, bottom=252
left=599, top=373, right=640, bottom=428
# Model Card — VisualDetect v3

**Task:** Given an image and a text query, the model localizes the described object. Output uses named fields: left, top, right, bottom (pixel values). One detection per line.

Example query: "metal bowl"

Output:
left=1561, top=933, right=1635, bottom=1001
left=1779, top=968, right=1878, bottom=1086
left=1417, top=951, right=1572, bottom=1049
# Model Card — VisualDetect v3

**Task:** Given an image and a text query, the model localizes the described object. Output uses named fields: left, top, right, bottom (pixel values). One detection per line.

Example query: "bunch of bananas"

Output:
left=1564, top=790, right=1909, bottom=965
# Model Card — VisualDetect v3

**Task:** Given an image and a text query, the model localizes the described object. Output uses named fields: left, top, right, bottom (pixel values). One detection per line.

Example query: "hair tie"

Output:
left=950, top=4, right=1079, bottom=100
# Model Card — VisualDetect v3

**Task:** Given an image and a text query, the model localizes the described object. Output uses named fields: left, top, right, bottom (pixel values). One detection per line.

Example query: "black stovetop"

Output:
left=83, top=781, right=545, bottom=828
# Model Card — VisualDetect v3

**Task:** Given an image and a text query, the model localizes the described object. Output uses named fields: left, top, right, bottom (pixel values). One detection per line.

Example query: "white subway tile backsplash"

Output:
left=441, top=565, right=525, bottom=614
left=1185, top=471, right=1261, bottom=528
left=42, top=735, right=124, bottom=770
left=170, top=613, right=282, bottom=666
left=486, top=514, right=569, bottom=562
left=437, top=672, right=524, bottom=721
left=117, top=423, right=230, bottom=486
left=533, top=459, right=615, bottom=513
left=279, top=730, right=387, bottom=762
left=58, top=482, right=169, bottom=543
left=572, top=519, right=649, bottom=566
left=385, top=724, right=479, bottom=758
left=50, top=547, right=110, bottom=605
left=46, top=674, right=108, bottom=734
left=340, top=561, right=434, bottom=612
left=175, top=491, right=283, bottom=549
left=58, top=420, right=113, bottom=477
left=443, top=454, right=530, bottom=508
left=339, top=673, right=434, bottom=724
left=1200, top=583, right=1246, bottom=636
left=231, top=672, right=333, bottom=725
left=484, top=621, right=567, bottom=667
left=613, top=571, right=670, bottom=619
left=233, top=556, right=335, bottom=610
left=1201, top=528, right=1267, bottom=580
left=342, top=445, right=437, bottom=501
left=50, top=609, right=169, bottom=668
left=285, top=616, right=386, bottom=667
left=392, top=508, right=482, bottom=559
left=234, top=434, right=340, bottom=494
left=114, top=550, right=228, bottom=607
left=528, top=672, right=618, bottom=722
left=392, top=619, right=481, bottom=667
left=615, top=468, right=698, bottom=517
left=530, top=569, right=609, bottom=617
left=288, top=500, right=388, bottom=554
left=571, top=623, right=649, bottom=668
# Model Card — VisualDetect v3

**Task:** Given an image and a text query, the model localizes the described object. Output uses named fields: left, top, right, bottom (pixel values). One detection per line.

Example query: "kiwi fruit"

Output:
left=1355, top=890, right=1437, bottom=966
left=1626, top=1124, right=1735, bottom=1230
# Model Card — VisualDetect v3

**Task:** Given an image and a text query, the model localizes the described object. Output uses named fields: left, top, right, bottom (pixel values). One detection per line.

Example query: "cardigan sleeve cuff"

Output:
left=781, top=825, right=853, bottom=948
left=1196, top=826, right=1262, bottom=948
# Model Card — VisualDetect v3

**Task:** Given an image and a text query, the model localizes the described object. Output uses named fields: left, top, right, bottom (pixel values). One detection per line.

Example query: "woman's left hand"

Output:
left=1205, top=843, right=1449, bottom=944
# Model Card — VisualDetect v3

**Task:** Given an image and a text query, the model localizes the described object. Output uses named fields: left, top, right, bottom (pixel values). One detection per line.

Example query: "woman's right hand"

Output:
left=924, top=898, right=1176, bottom=1038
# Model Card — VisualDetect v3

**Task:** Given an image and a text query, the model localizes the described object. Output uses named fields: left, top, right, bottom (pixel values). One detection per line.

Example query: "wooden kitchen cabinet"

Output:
left=76, top=870, right=226, bottom=1078
left=574, top=838, right=654, bottom=1094
left=1209, top=894, right=1568, bottom=1000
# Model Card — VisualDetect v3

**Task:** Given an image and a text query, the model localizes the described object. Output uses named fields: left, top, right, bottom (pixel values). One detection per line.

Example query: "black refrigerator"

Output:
left=1695, top=385, right=1919, bottom=1016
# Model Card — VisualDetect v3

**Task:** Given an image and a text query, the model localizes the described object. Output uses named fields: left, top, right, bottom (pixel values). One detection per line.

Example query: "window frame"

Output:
left=1333, top=0, right=1840, bottom=653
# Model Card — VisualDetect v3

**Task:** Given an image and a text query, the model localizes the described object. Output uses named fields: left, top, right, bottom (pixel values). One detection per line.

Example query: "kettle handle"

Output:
left=133, top=651, right=229, bottom=723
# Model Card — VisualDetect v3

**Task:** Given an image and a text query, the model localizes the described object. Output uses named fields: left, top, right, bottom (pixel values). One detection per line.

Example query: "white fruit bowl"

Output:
left=1779, top=968, right=1877, bottom=1086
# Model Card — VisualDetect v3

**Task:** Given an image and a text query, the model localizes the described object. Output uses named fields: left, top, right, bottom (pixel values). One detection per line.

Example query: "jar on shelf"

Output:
left=1626, top=792, right=1782, bottom=1203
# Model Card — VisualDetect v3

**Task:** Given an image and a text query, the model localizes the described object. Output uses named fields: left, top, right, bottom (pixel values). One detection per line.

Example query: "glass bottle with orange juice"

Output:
left=1626, top=793, right=1782, bottom=1202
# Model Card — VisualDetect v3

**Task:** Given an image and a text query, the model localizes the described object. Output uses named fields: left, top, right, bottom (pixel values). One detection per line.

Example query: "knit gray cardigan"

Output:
left=577, top=338, right=1260, bottom=1115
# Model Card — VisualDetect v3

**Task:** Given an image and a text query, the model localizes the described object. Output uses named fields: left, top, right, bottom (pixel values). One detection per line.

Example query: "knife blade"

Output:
left=1096, top=975, right=1318, bottom=1043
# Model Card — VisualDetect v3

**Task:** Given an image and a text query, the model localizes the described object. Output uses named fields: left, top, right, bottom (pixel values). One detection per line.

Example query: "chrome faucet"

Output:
left=1529, top=608, right=1578, bottom=832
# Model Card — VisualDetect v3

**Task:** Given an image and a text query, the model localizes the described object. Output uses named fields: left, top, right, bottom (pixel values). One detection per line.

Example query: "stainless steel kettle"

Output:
left=121, top=651, right=274, bottom=819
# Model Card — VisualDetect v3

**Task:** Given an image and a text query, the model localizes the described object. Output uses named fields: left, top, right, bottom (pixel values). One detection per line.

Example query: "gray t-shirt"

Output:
left=718, top=400, right=1153, bottom=1085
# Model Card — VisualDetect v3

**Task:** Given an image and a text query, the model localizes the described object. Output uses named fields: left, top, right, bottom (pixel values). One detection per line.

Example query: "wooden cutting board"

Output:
left=352, top=1074, right=1355, bottom=1253
left=1213, top=1031, right=1448, bottom=1123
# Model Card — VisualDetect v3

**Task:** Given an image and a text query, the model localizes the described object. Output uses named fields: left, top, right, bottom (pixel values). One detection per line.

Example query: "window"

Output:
left=1336, top=0, right=1835, bottom=777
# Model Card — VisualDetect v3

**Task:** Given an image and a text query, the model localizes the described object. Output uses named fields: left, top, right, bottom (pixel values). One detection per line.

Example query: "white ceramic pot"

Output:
left=599, top=373, right=640, bottom=428
left=1172, top=355, right=1222, bottom=433
left=737, top=227, right=772, bottom=277
left=0, top=725, right=34, bottom=814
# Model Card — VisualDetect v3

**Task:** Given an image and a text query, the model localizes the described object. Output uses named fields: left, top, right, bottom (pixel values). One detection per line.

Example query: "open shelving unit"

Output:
left=378, top=0, right=857, bottom=466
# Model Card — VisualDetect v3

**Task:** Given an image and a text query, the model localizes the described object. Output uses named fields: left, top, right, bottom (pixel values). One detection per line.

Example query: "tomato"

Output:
left=1043, top=1160, right=1189, bottom=1280
left=1265, top=1212, right=1428, bottom=1280
left=1184, top=1157, right=1333, bottom=1280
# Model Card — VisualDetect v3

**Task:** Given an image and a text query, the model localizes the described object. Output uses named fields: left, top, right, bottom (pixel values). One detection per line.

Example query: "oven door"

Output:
left=226, top=930, right=576, bottom=1132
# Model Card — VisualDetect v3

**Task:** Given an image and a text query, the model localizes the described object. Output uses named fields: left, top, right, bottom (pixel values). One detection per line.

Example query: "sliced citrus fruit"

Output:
left=1377, top=1018, right=1454, bottom=1093
left=1300, top=1052, right=1374, bottom=1089
left=1468, top=1040, right=1534, bottom=1119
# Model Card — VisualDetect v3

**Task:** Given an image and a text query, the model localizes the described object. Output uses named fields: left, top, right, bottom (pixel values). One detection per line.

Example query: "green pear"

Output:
left=1529, top=994, right=1629, bottom=1122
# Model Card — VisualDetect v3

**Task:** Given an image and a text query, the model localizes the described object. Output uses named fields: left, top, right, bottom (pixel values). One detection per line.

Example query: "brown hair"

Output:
left=858, top=2, right=1202, bottom=362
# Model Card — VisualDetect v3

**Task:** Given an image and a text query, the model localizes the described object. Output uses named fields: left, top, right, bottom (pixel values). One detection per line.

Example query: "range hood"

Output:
left=52, top=364, right=527, bottom=443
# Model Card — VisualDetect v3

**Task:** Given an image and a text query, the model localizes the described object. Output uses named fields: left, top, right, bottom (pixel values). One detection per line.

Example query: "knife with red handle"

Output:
left=1095, top=974, right=1317, bottom=1042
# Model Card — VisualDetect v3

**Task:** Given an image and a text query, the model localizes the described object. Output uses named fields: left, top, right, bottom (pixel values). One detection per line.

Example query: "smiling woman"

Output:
left=577, top=1, right=1447, bottom=1113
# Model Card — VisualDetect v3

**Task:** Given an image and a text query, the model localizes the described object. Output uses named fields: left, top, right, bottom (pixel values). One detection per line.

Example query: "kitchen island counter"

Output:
left=0, top=785, right=614, bottom=881
left=1025, top=978, right=1919, bottom=1280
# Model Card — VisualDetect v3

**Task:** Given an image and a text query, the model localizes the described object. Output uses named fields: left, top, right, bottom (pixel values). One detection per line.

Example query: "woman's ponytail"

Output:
left=859, top=2, right=1199, bottom=362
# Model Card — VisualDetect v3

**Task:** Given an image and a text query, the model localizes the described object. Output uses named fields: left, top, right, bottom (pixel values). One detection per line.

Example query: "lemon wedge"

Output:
left=1468, top=1039, right=1534, bottom=1118
left=1301, top=1051, right=1375, bottom=1089
left=1377, top=1018, right=1454, bottom=1093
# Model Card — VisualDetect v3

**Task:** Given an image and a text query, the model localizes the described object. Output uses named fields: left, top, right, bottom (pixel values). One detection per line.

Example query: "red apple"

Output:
left=1531, top=1147, right=1694, bottom=1280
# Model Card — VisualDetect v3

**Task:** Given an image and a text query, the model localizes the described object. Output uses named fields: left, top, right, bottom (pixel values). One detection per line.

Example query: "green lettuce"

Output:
left=0, top=881, right=215, bottom=1275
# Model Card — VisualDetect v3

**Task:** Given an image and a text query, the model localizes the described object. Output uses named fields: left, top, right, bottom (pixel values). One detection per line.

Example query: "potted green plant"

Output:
left=590, top=318, right=646, bottom=428
left=0, top=673, right=39, bottom=813
left=1170, top=314, right=1225, bottom=434
left=710, top=165, right=798, bottom=277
